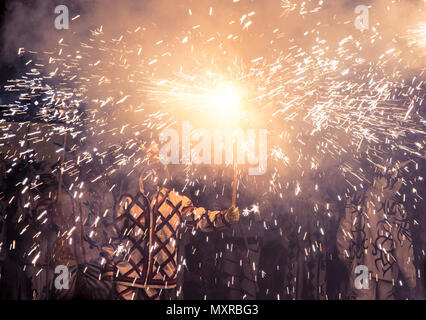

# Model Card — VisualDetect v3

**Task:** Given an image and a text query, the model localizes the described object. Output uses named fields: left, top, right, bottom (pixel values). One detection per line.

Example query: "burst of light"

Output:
left=204, top=85, right=242, bottom=115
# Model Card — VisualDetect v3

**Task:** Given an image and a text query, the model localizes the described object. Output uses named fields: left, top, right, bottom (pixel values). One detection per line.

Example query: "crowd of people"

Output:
left=0, top=154, right=424, bottom=300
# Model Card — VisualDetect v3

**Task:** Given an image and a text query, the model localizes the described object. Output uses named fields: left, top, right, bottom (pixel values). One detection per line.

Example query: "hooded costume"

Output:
left=51, top=176, right=116, bottom=300
left=102, top=186, right=232, bottom=299
left=337, top=178, right=416, bottom=300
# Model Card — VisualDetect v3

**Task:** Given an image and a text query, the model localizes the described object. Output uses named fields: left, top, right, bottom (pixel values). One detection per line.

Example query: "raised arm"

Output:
left=167, top=190, right=239, bottom=232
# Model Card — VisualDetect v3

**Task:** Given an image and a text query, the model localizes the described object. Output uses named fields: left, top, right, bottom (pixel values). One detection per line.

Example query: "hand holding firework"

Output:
left=225, top=206, right=240, bottom=224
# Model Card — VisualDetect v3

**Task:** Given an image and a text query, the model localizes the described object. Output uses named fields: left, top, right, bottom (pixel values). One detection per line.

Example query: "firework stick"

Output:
left=232, top=162, right=238, bottom=207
